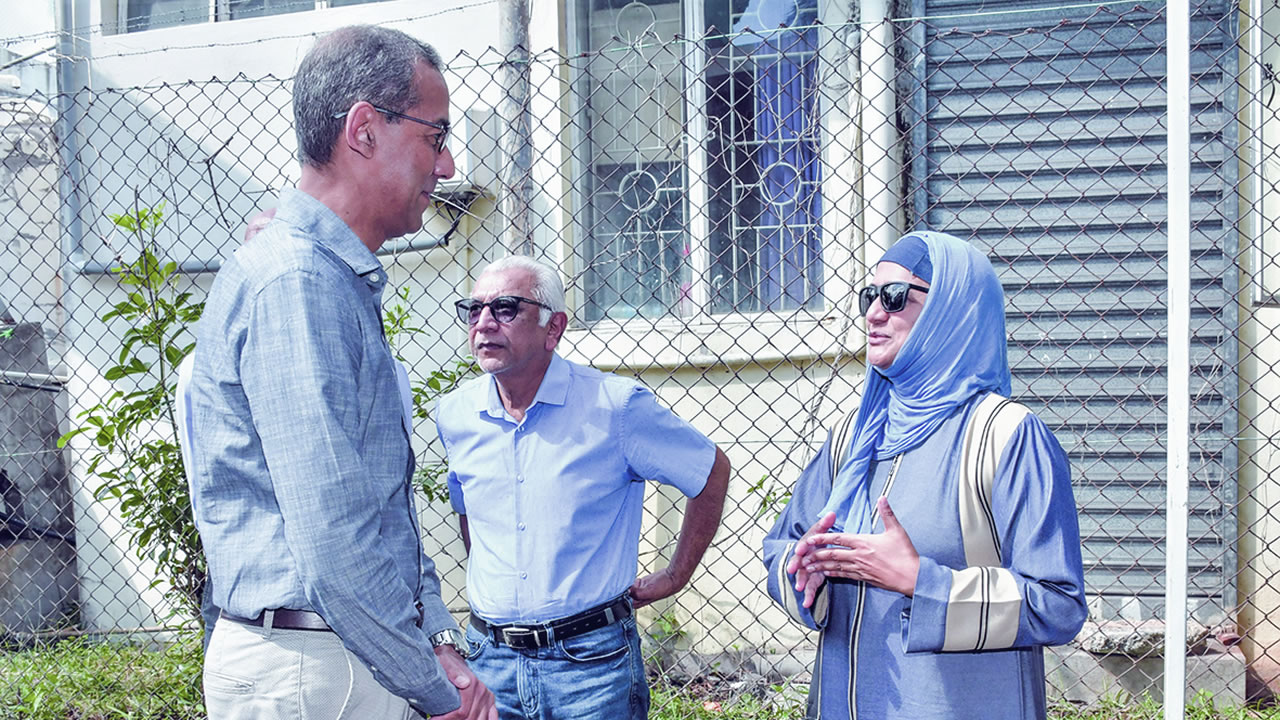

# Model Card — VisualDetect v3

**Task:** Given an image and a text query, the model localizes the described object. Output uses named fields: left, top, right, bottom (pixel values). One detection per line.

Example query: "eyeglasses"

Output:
left=332, top=106, right=451, bottom=153
left=858, top=282, right=930, bottom=316
left=454, top=296, right=553, bottom=325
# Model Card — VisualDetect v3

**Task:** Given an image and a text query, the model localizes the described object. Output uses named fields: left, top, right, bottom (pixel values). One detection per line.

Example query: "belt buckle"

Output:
left=501, top=626, right=542, bottom=649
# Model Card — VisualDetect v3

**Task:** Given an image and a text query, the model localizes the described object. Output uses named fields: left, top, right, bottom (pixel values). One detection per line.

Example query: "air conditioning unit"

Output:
left=436, top=105, right=500, bottom=195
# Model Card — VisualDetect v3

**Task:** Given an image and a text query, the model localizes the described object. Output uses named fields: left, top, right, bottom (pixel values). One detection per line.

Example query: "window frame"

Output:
left=108, top=0, right=382, bottom=34
left=561, top=0, right=859, bottom=365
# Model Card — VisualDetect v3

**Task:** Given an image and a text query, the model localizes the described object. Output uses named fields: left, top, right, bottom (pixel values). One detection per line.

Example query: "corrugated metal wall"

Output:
left=905, top=0, right=1239, bottom=621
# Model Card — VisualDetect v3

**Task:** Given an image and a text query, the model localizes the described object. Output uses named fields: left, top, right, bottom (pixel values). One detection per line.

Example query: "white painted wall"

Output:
left=50, top=1, right=867, bottom=675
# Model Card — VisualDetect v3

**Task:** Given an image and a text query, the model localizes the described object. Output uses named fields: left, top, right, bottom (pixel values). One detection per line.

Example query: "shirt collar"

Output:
left=276, top=188, right=385, bottom=287
left=480, top=353, right=571, bottom=420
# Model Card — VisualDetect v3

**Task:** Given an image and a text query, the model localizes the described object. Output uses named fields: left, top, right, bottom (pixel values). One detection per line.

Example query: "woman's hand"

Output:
left=787, top=512, right=837, bottom=608
left=801, top=497, right=921, bottom=597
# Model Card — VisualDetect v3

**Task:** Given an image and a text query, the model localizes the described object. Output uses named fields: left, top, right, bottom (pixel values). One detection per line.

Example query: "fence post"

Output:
left=1164, top=0, right=1191, bottom=717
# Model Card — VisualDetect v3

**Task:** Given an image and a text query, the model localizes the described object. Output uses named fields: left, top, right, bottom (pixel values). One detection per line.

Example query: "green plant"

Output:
left=413, top=357, right=480, bottom=502
left=59, top=204, right=476, bottom=629
left=380, top=285, right=480, bottom=502
left=1047, top=690, right=1280, bottom=720
left=650, top=611, right=688, bottom=645
left=0, top=634, right=205, bottom=719
left=649, top=677, right=807, bottom=719
left=58, top=201, right=205, bottom=622
left=745, top=473, right=791, bottom=521
left=384, top=285, right=424, bottom=357
left=0, top=327, right=13, bottom=339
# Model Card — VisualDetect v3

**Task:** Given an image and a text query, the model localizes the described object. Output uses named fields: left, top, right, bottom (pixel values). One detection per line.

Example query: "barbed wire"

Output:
left=0, top=0, right=499, bottom=56
left=2, top=0, right=1157, bottom=71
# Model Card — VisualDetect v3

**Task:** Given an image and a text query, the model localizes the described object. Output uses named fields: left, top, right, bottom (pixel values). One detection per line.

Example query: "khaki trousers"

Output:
left=204, top=617, right=413, bottom=720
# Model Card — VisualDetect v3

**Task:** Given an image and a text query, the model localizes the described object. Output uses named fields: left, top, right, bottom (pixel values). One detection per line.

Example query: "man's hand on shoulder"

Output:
left=630, top=567, right=686, bottom=609
left=427, top=645, right=497, bottom=720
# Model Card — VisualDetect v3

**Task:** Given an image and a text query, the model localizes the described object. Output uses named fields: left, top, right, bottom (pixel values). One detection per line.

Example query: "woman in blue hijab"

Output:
left=762, top=232, right=1087, bottom=720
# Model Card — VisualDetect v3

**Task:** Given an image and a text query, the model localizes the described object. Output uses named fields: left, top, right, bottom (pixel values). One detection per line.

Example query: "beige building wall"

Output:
left=1235, top=0, right=1280, bottom=691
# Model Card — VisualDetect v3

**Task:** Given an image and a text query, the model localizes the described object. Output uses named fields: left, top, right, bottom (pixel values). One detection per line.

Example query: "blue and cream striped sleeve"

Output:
left=905, top=415, right=1087, bottom=653
left=762, top=437, right=836, bottom=631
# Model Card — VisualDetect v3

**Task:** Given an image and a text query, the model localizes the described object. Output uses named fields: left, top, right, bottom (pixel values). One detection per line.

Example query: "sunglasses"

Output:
left=332, top=106, right=451, bottom=154
left=454, top=296, right=553, bottom=325
left=858, top=282, right=930, bottom=316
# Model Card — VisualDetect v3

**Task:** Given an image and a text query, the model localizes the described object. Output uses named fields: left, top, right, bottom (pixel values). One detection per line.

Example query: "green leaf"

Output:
left=57, top=428, right=89, bottom=448
left=164, top=344, right=184, bottom=366
left=111, top=213, right=138, bottom=233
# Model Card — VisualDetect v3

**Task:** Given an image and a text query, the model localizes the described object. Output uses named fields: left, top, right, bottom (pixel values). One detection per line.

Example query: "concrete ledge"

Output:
left=1047, top=644, right=1246, bottom=707
left=647, top=638, right=1247, bottom=709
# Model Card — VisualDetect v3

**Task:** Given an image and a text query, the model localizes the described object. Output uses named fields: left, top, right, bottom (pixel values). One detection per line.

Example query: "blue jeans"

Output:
left=465, top=616, right=649, bottom=720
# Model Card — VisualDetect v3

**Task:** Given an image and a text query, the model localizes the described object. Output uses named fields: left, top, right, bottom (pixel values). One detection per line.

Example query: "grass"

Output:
left=650, top=678, right=808, bottom=719
left=0, top=635, right=204, bottom=720
left=1049, top=693, right=1280, bottom=720
left=4, top=638, right=1280, bottom=719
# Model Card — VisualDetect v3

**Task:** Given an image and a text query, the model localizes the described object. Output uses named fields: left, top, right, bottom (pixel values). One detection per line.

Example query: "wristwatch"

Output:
left=428, top=627, right=468, bottom=654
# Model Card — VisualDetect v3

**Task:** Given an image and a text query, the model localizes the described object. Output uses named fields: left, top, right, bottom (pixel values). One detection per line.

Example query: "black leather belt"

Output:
left=220, top=608, right=331, bottom=632
left=470, top=595, right=632, bottom=650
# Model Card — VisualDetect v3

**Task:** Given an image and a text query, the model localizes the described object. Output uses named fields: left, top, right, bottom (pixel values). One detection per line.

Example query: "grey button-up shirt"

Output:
left=190, top=188, right=459, bottom=714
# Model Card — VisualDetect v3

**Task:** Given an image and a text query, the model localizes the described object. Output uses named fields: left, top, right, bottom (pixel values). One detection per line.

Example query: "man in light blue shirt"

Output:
left=189, top=25, right=494, bottom=720
left=436, top=256, right=731, bottom=719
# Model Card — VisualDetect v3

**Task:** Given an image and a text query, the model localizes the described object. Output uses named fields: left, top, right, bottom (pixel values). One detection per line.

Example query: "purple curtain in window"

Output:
left=734, top=0, right=823, bottom=311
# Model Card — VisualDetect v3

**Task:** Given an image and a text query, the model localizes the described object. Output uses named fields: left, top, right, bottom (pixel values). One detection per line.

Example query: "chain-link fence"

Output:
left=1, top=0, right=1278, bottom=715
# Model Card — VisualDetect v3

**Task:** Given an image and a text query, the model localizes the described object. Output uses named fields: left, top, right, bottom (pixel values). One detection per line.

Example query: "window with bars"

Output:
left=570, top=0, right=825, bottom=323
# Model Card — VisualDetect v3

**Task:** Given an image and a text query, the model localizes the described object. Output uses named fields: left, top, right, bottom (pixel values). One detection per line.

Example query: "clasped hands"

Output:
left=786, top=496, right=921, bottom=609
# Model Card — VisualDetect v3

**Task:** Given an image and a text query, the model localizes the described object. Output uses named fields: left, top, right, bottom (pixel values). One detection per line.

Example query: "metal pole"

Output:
left=1163, top=0, right=1191, bottom=716
left=498, top=0, right=534, bottom=256
left=1251, top=5, right=1267, bottom=303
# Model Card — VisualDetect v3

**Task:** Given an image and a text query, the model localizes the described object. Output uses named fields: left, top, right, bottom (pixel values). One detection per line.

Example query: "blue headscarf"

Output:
left=819, top=231, right=1012, bottom=532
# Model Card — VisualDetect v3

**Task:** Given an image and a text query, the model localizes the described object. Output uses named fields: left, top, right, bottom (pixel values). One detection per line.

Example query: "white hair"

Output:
left=477, top=255, right=566, bottom=326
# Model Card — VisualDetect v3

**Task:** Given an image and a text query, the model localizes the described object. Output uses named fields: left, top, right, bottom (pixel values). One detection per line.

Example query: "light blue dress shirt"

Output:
left=436, top=354, right=716, bottom=624
left=189, top=188, right=460, bottom=714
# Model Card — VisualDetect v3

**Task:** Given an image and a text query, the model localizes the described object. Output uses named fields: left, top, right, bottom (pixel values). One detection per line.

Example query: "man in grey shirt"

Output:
left=189, top=25, right=494, bottom=720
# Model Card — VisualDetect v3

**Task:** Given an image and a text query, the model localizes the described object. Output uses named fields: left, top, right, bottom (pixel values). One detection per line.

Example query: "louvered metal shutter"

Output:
left=905, top=0, right=1239, bottom=621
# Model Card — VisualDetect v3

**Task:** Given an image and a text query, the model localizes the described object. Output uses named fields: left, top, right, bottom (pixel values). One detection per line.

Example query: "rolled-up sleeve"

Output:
left=620, top=386, right=715, bottom=496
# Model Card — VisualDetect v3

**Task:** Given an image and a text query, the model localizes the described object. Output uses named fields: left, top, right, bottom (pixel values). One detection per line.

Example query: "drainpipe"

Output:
left=498, top=0, right=534, bottom=256
left=860, top=0, right=898, bottom=260
left=55, top=0, right=88, bottom=337
left=76, top=235, right=450, bottom=275
left=75, top=189, right=482, bottom=275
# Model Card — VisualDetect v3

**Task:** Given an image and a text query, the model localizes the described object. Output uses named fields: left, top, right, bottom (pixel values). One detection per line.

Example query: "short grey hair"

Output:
left=293, top=25, right=443, bottom=167
left=478, top=255, right=567, bottom=327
